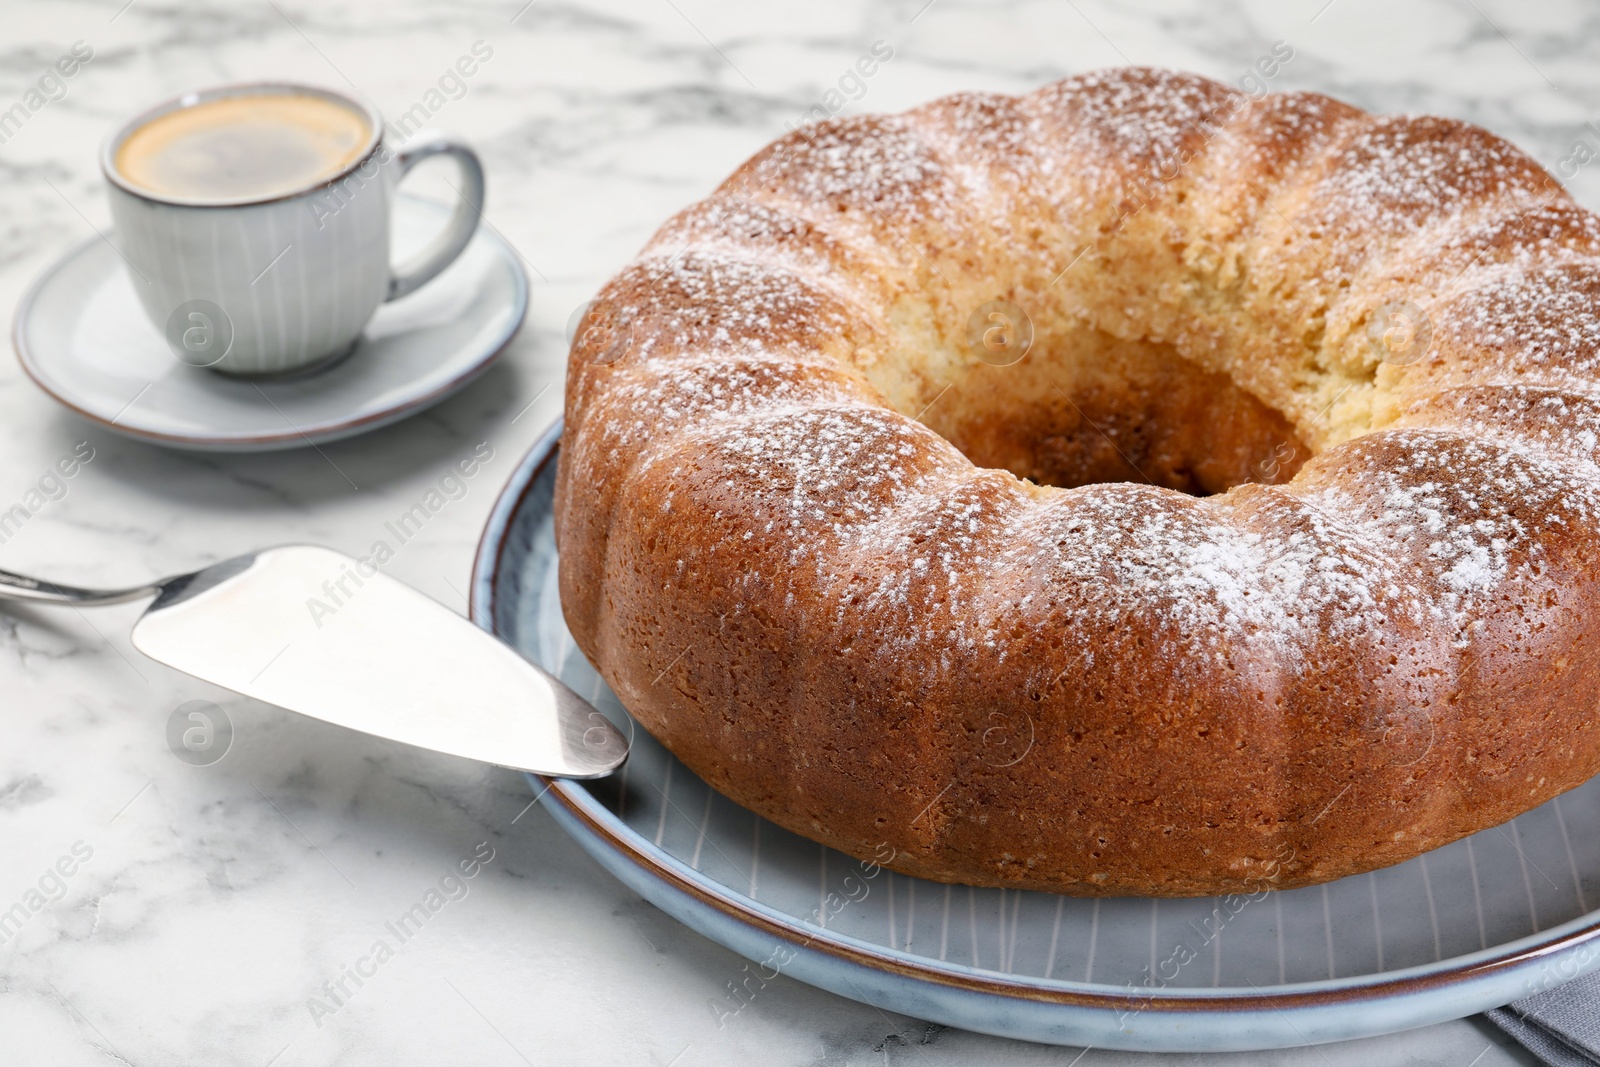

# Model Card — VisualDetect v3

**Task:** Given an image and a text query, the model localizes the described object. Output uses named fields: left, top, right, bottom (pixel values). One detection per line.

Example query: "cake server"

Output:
left=0, top=544, right=627, bottom=778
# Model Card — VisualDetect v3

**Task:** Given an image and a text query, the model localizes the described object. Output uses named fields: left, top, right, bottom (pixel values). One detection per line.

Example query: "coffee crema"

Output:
left=114, top=92, right=371, bottom=202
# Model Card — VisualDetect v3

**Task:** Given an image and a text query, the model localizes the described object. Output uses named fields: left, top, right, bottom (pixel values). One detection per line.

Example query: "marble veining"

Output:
left=0, top=0, right=1592, bottom=1063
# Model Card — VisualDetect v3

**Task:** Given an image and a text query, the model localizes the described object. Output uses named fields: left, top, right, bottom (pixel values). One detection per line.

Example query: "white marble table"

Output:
left=1, top=0, right=1592, bottom=1062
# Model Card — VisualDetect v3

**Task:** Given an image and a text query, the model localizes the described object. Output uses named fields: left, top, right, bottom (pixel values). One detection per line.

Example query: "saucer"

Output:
left=12, top=195, right=528, bottom=452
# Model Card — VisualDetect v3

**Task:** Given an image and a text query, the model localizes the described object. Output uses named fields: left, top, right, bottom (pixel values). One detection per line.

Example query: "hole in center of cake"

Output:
left=916, top=323, right=1310, bottom=496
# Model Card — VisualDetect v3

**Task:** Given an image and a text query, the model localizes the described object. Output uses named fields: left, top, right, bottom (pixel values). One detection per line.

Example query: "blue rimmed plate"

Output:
left=469, top=420, right=1600, bottom=1052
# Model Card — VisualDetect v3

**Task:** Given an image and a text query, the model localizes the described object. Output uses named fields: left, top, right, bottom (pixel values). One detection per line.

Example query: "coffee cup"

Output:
left=102, top=81, right=484, bottom=377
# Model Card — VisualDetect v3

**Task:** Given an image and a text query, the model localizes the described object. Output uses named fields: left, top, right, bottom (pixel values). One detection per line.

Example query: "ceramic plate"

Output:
left=13, top=195, right=527, bottom=452
left=471, top=422, right=1600, bottom=1053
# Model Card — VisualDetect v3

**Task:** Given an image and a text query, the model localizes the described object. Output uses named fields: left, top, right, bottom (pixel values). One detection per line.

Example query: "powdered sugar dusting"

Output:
left=1425, top=203, right=1600, bottom=276
left=595, top=248, right=881, bottom=366
left=1302, top=428, right=1600, bottom=643
left=571, top=68, right=1600, bottom=682
left=592, top=355, right=866, bottom=455
left=1434, top=264, right=1600, bottom=380
left=737, top=114, right=965, bottom=240
left=1295, top=116, right=1564, bottom=280
left=904, top=91, right=1041, bottom=208
left=989, top=484, right=1412, bottom=667
left=682, top=405, right=965, bottom=558
left=1404, top=385, right=1600, bottom=478
left=1027, top=68, right=1237, bottom=176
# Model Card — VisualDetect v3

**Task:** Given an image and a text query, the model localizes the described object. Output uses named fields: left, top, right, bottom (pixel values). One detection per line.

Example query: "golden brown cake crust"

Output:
left=555, top=68, right=1600, bottom=896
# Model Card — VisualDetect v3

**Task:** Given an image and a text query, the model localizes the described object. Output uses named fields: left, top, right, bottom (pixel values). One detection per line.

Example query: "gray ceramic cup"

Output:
left=102, top=81, right=484, bottom=377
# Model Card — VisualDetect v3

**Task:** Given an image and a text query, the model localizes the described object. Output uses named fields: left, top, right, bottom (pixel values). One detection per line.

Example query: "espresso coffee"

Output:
left=105, top=80, right=483, bottom=375
left=114, top=92, right=371, bottom=202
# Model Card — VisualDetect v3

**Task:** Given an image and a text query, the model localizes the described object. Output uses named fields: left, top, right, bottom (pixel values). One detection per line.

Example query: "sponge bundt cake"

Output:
left=555, top=68, right=1600, bottom=896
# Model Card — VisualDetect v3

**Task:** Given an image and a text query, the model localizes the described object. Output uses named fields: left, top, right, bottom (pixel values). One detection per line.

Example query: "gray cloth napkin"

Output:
left=1487, top=970, right=1600, bottom=1066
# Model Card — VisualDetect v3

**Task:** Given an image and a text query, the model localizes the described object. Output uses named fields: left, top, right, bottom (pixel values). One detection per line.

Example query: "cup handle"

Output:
left=385, top=137, right=486, bottom=301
